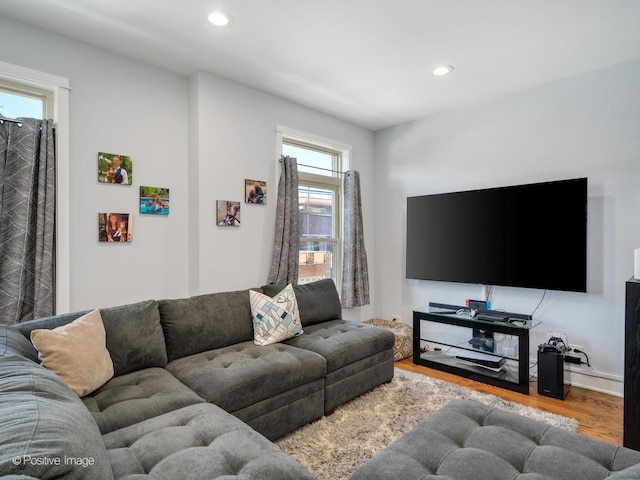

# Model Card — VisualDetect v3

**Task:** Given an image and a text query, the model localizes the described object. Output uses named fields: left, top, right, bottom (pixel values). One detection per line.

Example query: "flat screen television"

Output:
left=406, top=177, right=587, bottom=292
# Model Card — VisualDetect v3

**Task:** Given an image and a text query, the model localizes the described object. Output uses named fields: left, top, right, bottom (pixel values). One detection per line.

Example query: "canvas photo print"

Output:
left=98, top=152, right=132, bottom=185
left=245, top=179, right=267, bottom=204
left=140, top=186, right=170, bottom=215
left=98, top=212, right=132, bottom=242
left=217, top=200, right=241, bottom=226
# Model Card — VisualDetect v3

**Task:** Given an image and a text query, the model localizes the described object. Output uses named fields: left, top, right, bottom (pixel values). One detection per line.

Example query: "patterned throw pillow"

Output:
left=250, top=284, right=303, bottom=346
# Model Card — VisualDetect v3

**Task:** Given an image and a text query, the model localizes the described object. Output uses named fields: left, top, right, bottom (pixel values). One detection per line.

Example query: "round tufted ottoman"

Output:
left=363, top=318, right=413, bottom=361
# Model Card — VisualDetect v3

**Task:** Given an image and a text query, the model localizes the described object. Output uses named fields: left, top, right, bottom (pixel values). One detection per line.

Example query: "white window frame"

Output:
left=0, top=79, right=54, bottom=119
left=276, top=125, right=353, bottom=290
left=0, top=61, right=71, bottom=314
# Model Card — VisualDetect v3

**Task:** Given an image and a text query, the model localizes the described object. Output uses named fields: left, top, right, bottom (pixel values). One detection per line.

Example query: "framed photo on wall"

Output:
left=140, top=186, right=170, bottom=215
left=98, top=152, right=133, bottom=185
left=98, top=212, right=132, bottom=242
left=245, top=179, right=267, bottom=205
left=216, top=200, right=241, bottom=226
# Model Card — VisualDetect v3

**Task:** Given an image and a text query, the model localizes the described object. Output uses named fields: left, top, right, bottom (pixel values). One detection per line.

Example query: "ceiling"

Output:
left=2, top=0, right=640, bottom=131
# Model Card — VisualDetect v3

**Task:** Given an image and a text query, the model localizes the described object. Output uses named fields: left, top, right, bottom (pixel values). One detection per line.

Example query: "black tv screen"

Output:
left=406, top=178, right=587, bottom=292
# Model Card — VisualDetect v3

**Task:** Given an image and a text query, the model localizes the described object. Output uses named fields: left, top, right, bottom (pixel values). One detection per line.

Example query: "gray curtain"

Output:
left=0, top=118, right=56, bottom=324
left=267, top=155, right=299, bottom=285
left=341, top=170, right=369, bottom=308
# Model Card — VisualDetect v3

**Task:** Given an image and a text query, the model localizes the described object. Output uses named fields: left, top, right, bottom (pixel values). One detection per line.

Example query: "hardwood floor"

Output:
left=396, top=358, right=624, bottom=445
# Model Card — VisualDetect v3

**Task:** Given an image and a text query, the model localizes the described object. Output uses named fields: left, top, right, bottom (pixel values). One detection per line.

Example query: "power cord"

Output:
left=530, top=290, right=548, bottom=318
left=571, top=348, right=591, bottom=367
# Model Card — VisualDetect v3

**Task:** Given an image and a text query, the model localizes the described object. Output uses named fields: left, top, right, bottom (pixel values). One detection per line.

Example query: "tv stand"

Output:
left=413, top=304, right=540, bottom=394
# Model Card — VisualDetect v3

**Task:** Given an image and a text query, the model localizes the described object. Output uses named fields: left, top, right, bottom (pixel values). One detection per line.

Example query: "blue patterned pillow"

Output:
left=250, top=284, right=303, bottom=346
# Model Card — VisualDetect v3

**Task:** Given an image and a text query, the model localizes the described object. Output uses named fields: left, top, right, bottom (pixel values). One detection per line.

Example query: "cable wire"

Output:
left=530, top=290, right=548, bottom=317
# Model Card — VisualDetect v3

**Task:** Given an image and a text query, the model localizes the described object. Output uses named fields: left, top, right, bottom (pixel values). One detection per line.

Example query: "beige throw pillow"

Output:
left=30, top=309, right=114, bottom=397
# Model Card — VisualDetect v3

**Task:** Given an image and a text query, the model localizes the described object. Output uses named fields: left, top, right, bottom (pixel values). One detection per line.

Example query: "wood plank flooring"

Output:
left=396, top=358, right=623, bottom=445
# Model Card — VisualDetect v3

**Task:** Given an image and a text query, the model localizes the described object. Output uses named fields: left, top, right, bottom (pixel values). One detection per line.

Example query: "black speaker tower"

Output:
left=537, top=349, right=569, bottom=399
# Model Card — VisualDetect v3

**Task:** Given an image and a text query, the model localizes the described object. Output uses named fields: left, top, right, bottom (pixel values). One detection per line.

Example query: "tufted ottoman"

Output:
left=363, top=318, right=413, bottom=361
left=103, top=402, right=316, bottom=480
left=349, top=399, right=640, bottom=480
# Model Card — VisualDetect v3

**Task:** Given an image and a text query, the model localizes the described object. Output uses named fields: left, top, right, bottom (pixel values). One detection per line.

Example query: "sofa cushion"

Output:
left=608, top=463, right=640, bottom=479
left=30, top=309, right=114, bottom=397
left=285, top=319, right=395, bottom=372
left=15, top=300, right=167, bottom=376
left=0, top=325, right=39, bottom=362
left=250, top=285, right=303, bottom=346
left=0, top=356, right=113, bottom=480
left=82, top=367, right=205, bottom=434
left=103, top=403, right=316, bottom=480
left=167, top=341, right=326, bottom=413
left=159, top=289, right=256, bottom=362
left=261, top=279, right=342, bottom=327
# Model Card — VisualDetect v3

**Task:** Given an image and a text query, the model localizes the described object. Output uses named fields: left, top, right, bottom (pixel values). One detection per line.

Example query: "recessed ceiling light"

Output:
left=208, top=10, right=234, bottom=27
left=433, top=65, right=454, bottom=76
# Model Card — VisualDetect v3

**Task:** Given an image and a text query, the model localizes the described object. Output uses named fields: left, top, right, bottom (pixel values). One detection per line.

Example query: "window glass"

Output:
left=283, top=139, right=342, bottom=286
left=299, top=185, right=334, bottom=238
left=282, top=143, right=336, bottom=177
left=0, top=88, right=45, bottom=119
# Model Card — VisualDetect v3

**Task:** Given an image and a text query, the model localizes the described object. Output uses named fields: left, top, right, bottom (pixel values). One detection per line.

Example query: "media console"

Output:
left=413, top=304, right=540, bottom=394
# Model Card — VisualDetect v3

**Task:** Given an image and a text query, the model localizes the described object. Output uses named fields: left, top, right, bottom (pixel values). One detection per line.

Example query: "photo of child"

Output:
left=140, top=186, right=170, bottom=215
left=217, top=200, right=241, bottom=227
left=245, top=179, right=267, bottom=205
left=98, top=152, right=133, bottom=185
left=98, top=212, right=132, bottom=242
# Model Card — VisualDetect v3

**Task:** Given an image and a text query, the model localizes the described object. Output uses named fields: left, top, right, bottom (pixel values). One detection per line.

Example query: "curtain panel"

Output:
left=0, top=118, right=56, bottom=324
left=341, top=170, right=370, bottom=308
left=267, top=155, right=299, bottom=285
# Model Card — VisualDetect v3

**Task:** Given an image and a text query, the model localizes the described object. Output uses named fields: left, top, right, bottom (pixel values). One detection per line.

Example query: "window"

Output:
left=282, top=139, right=342, bottom=286
left=0, top=80, right=53, bottom=119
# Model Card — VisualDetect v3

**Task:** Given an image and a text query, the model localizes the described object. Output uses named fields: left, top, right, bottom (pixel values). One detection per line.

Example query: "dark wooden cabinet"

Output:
left=624, top=278, right=640, bottom=450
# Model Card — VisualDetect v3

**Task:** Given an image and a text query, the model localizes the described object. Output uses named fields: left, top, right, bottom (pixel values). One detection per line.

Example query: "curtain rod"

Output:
left=279, top=157, right=350, bottom=176
left=0, top=115, right=24, bottom=124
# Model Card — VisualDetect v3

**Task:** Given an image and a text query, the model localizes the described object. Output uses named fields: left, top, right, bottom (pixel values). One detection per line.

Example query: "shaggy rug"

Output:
left=276, top=368, right=579, bottom=480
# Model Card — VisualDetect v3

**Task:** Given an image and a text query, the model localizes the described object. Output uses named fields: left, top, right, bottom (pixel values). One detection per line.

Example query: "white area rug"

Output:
left=276, top=368, right=579, bottom=480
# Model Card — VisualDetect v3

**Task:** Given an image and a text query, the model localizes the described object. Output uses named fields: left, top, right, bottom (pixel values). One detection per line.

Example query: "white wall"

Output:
left=374, top=58, right=640, bottom=394
left=0, top=17, right=377, bottom=321
left=0, top=17, right=190, bottom=311
left=188, top=71, right=377, bottom=321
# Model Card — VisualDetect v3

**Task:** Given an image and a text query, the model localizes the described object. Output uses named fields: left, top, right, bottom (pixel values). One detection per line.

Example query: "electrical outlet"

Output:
left=392, top=315, right=402, bottom=322
left=568, top=344, right=583, bottom=353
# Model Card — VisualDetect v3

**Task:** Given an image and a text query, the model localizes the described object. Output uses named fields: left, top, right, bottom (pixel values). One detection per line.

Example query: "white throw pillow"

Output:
left=30, top=309, right=114, bottom=397
left=250, top=284, right=303, bottom=346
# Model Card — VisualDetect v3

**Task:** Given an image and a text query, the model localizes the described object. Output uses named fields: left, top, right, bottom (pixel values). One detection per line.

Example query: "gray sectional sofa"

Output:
left=4, top=276, right=638, bottom=480
left=0, top=279, right=395, bottom=480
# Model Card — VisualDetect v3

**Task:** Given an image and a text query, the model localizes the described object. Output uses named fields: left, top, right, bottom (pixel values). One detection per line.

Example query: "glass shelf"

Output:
left=420, top=331, right=520, bottom=361
left=419, top=351, right=519, bottom=383
left=415, top=305, right=541, bottom=330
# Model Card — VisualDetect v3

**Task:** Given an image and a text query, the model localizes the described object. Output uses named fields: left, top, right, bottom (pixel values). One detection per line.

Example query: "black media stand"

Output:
left=413, top=303, right=540, bottom=394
